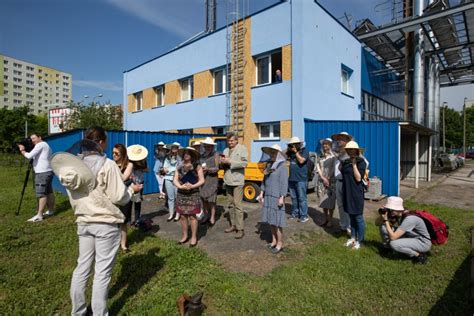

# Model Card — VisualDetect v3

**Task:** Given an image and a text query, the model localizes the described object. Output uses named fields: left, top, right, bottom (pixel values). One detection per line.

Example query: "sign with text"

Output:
left=48, top=107, right=73, bottom=134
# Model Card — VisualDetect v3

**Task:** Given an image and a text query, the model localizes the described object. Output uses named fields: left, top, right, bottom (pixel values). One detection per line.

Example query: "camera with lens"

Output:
left=15, top=137, right=35, bottom=153
left=378, top=208, right=388, bottom=215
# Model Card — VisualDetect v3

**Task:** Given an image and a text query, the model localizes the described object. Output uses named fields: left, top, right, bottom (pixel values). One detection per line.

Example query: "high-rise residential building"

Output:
left=0, top=54, right=72, bottom=115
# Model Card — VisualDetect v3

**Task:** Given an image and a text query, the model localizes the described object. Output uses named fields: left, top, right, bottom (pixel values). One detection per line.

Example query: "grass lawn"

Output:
left=0, top=161, right=472, bottom=315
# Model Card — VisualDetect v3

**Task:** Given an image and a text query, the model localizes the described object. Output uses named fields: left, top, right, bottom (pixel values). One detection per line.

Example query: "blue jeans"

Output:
left=288, top=181, right=308, bottom=219
left=349, top=214, right=365, bottom=243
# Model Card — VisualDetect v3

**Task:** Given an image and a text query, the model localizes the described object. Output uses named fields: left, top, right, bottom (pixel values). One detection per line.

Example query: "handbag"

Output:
left=177, top=292, right=206, bottom=316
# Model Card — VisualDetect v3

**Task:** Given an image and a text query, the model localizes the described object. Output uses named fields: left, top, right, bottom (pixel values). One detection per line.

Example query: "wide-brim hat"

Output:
left=331, top=132, right=352, bottom=142
left=383, top=196, right=404, bottom=211
left=201, top=137, right=217, bottom=146
left=178, top=146, right=201, bottom=161
left=344, top=140, right=363, bottom=152
left=156, top=141, right=165, bottom=146
left=127, top=144, right=148, bottom=161
left=170, top=142, right=181, bottom=149
left=51, top=152, right=95, bottom=193
left=261, top=144, right=286, bottom=158
left=320, top=137, right=333, bottom=145
left=191, top=140, right=201, bottom=147
left=287, top=136, right=303, bottom=145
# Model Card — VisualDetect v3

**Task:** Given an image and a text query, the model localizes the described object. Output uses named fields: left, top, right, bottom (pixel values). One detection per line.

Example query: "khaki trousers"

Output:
left=226, top=185, right=244, bottom=230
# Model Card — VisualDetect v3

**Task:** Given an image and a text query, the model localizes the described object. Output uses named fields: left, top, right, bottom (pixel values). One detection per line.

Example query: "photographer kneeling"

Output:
left=379, top=196, right=431, bottom=264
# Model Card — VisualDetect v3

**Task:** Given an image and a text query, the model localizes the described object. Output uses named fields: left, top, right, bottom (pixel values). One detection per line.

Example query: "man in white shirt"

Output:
left=18, top=133, right=55, bottom=222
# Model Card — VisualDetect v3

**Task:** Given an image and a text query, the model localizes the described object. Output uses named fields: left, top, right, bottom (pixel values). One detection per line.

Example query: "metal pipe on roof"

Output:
left=427, top=57, right=436, bottom=129
left=413, top=0, right=425, bottom=125
left=434, top=61, right=441, bottom=152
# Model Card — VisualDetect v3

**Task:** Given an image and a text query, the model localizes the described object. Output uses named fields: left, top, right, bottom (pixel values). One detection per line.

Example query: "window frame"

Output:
left=179, top=77, right=193, bottom=102
left=341, top=64, right=353, bottom=96
left=154, top=85, right=165, bottom=107
left=255, top=55, right=271, bottom=86
left=258, top=122, right=281, bottom=140
left=212, top=68, right=228, bottom=95
left=134, top=92, right=143, bottom=111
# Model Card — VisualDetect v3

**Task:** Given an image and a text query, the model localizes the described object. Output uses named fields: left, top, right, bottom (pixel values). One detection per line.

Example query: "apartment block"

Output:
left=0, top=54, right=72, bottom=115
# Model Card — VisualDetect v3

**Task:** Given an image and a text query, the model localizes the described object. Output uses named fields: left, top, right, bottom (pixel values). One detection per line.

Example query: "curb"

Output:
left=403, top=174, right=449, bottom=201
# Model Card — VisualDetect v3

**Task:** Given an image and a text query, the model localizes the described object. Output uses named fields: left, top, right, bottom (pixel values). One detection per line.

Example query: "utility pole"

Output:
left=442, top=102, right=446, bottom=152
left=463, top=97, right=467, bottom=159
left=25, top=120, right=28, bottom=138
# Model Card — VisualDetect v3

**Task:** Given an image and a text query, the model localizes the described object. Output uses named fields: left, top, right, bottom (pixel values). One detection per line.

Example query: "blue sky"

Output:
left=0, top=0, right=470, bottom=109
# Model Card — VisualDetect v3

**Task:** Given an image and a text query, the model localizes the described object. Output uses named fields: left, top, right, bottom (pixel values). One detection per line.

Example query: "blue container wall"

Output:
left=46, top=130, right=217, bottom=195
left=304, top=120, right=400, bottom=196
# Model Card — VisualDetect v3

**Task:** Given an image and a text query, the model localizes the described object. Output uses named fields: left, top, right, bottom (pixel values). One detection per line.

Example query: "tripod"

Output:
left=16, top=159, right=33, bottom=216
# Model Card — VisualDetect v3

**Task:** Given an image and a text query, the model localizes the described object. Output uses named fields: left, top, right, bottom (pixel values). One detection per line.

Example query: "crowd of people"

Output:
left=18, top=127, right=433, bottom=315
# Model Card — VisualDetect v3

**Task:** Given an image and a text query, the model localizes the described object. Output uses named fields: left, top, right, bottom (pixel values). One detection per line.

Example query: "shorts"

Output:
left=35, top=171, right=54, bottom=198
left=119, top=201, right=132, bottom=224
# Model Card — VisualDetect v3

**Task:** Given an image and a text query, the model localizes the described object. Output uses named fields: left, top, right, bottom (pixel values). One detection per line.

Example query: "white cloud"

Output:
left=105, top=0, right=202, bottom=38
left=74, top=80, right=122, bottom=91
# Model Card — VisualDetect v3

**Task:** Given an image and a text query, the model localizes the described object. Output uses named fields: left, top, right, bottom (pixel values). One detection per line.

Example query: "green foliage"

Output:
left=63, top=102, right=123, bottom=131
left=0, top=107, right=48, bottom=153
left=0, top=162, right=471, bottom=314
left=442, top=105, right=474, bottom=151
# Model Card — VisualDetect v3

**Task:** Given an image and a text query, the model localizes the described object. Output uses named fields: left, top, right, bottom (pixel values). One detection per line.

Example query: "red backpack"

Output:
left=408, top=210, right=449, bottom=245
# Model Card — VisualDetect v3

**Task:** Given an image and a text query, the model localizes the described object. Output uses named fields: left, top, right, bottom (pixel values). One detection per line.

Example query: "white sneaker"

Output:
left=43, top=210, right=54, bottom=216
left=27, top=215, right=43, bottom=222
left=352, top=241, right=361, bottom=250
left=174, top=214, right=180, bottom=221
left=344, top=238, right=355, bottom=247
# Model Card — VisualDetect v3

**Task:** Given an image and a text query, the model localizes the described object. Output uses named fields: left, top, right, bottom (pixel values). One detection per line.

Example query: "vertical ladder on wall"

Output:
left=226, top=0, right=248, bottom=138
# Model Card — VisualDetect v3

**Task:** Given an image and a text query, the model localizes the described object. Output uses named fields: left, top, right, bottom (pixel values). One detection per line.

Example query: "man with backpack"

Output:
left=379, top=196, right=432, bottom=264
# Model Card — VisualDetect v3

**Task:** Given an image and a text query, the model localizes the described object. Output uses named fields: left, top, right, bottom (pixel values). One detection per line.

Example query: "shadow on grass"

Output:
left=54, top=199, right=71, bottom=215
left=428, top=254, right=472, bottom=315
left=109, top=247, right=165, bottom=314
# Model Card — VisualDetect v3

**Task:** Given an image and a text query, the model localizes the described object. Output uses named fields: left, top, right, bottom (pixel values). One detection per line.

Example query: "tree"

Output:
left=442, top=105, right=474, bottom=152
left=62, top=101, right=123, bottom=131
left=0, top=107, right=48, bottom=153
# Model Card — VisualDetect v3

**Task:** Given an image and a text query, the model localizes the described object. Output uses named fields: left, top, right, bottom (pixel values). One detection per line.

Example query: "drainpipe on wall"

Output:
left=413, top=0, right=425, bottom=125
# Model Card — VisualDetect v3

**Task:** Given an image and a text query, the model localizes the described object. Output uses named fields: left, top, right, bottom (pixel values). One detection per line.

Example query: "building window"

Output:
left=3, top=75, right=7, bottom=80
left=13, top=70, right=22, bottom=76
left=180, top=77, right=193, bottom=101
left=4, top=68, right=8, bottom=72
left=26, top=66, right=34, bottom=71
left=4, top=98, right=8, bottom=102
left=13, top=62, right=22, bottom=68
left=3, top=82, right=8, bottom=87
left=213, top=68, right=228, bottom=94
left=3, top=60, right=8, bottom=65
left=13, top=84, right=21, bottom=89
left=177, top=129, right=193, bottom=134
left=26, top=73, right=34, bottom=78
left=154, top=85, right=165, bottom=106
left=255, top=50, right=282, bottom=86
left=13, top=77, right=22, bottom=83
left=258, top=122, right=280, bottom=140
left=341, top=64, right=353, bottom=95
left=134, top=92, right=143, bottom=111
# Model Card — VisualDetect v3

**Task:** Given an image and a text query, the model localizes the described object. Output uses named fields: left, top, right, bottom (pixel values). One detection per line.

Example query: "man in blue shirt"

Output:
left=286, top=137, right=310, bottom=222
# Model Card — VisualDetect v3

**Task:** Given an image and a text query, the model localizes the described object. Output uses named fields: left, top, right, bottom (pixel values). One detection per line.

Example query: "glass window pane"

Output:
left=257, top=56, right=269, bottom=85
left=214, top=70, right=223, bottom=94
left=272, top=123, right=280, bottom=138
left=156, top=87, right=163, bottom=105
left=260, top=124, right=270, bottom=138
left=181, top=80, right=189, bottom=101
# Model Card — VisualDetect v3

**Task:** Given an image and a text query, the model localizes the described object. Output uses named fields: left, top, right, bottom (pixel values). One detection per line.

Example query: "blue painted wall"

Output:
left=304, top=120, right=400, bottom=196
left=251, top=81, right=291, bottom=123
left=251, top=1, right=291, bottom=56
left=46, top=130, right=216, bottom=195
left=126, top=93, right=227, bottom=132
left=291, top=1, right=362, bottom=137
left=361, top=49, right=404, bottom=108
left=250, top=139, right=288, bottom=162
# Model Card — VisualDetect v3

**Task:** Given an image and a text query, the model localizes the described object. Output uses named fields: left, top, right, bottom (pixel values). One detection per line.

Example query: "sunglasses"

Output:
left=112, top=151, right=121, bottom=156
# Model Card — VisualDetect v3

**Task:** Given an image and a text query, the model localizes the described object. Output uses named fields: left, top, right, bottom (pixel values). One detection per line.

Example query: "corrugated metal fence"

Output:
left=304, top=120, right=400, bottom=196
left=46, top=129, right=216, bottom=195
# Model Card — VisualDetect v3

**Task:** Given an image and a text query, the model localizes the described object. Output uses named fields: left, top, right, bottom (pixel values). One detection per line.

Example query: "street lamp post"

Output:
left=442, top=102, right=446, bottom=152
left=92, top=94, right=103, bottom=104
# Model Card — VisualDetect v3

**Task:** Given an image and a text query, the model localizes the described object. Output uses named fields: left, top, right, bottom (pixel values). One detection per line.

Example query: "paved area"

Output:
left=136, top=164, right=473, bottom=274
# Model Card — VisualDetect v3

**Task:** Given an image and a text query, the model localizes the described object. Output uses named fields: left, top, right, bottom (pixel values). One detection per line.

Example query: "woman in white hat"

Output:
left=174, top=147, right=205, bottom=246
left=316, top=138, right=337, bottom=228
left=257, top=144, right=289, bottom=254
left=199, top=137, right=220, bottom=226
left=53, top=126, right=142, bottom=316
left=163, top=142, right=182, bottom=221
left=127, top=144, right=149, bottom=224
left=153, top=142, right=169, bottom=199
left=340, top=140, right=367, bottom=250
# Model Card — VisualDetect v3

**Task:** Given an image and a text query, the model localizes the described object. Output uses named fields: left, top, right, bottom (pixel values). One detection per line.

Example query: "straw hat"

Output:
left=127, top=144, right=148, bottom=161
left=191, top=140, right=201, bottom=147
left=201, top=137, right=217, bottom=146
left=383, top=196, right=405, bottom=211
left=344, top=140, right=363, bottom=152
left=170, top=142, right=181, bottom=149
left=320, top=137, right=333, bottom=145
left=287, top=136, right=303, bottom=145
left=261, top=144, right=287, bottom=158
left=156, top=141, right=165, bottom=146
left=51, top=152, right=95, bottom=193
left=178, top=146, right=201, bottom=161
left=331, top=131, right=352, bottom=142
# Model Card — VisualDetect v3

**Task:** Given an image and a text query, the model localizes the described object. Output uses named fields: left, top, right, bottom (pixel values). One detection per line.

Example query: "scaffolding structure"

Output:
left=225, top=0, right=249, bottom=138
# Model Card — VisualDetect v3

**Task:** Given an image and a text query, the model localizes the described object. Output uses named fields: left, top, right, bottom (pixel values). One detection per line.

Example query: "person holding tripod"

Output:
left=18, top=133, right=55, bottom=222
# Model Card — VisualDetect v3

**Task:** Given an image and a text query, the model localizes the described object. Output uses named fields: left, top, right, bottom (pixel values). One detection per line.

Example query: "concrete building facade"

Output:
left=0, top=54, right=72, bottom=115
left=123, top=1, right=362, bottom=161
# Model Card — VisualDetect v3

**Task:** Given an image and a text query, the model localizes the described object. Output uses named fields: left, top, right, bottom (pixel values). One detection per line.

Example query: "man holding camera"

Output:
left=18, top=133, right=55, bottom=222
left=379, top=196, right=431, bottom=264
left=287, top=137, right=310, bottom=223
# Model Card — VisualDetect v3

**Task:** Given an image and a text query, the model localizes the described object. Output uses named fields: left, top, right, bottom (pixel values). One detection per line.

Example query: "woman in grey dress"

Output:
left=257, top=144, right=288, bottom=254
left=316, top=138, right=336, bottom=227
left=199, top=137, right=220, bottom=226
